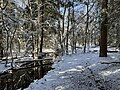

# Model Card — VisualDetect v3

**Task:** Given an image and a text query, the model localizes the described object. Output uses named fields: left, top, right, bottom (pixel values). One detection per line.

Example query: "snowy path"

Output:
left=25, top=53, right=120, bottom=90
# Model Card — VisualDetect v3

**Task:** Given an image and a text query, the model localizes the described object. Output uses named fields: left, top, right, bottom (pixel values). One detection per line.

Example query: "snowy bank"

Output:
left=23, top=52, right=120, bottom=90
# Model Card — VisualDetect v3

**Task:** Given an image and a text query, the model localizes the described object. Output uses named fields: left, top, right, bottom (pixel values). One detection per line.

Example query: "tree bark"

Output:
left=0, top=0, right=4, bottom=59
left=71, top=0, right=75, bottom=54
left=66, top=3, right=70, bottom=54
left=99, top=0, right=108, bottom=57
left=0, top=29, right=3, bottom=59
left=40, top=0, right=44, bottom=53
left=84, top=1, right=89, bottom=53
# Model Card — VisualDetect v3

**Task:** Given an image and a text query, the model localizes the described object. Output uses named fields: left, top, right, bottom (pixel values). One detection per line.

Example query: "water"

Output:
left=0, top=64, right=52, bottom=90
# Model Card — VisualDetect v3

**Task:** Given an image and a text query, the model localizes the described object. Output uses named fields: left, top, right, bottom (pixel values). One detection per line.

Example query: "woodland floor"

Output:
left=24, top=48, right=120, bottom=90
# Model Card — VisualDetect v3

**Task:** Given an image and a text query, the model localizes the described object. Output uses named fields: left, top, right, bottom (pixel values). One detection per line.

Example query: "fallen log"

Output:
left=12, top=62, right=53, bottom=71
left=15, top=58, right=53, bottom=63
left=100, top=61, right=120, bottom=64
left=0, top=58, right=53, bottom=64
left=107, top=51, right=118, bottom=53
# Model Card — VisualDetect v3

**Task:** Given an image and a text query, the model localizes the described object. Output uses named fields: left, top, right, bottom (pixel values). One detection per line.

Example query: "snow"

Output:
left=0, top=63, right=11, bottom=72
left=24, top=51, right=120, bottom=90
left=100, top=53, right=120, bottom=63
left=43, top=48, right=55, bottom=53
left=11, top=0, right=26, bottom=9
left=0, top=47, right=120, bottom=90
left=22, top=53, right=106, bottom=90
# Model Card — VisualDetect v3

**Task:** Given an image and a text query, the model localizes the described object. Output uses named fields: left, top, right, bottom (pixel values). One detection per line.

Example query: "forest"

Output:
left=0, top=0, right=120, bottom=90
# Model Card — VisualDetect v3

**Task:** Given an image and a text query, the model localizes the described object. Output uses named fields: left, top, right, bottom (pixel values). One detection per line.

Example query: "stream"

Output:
left=0, top=62, right=53, bottom=90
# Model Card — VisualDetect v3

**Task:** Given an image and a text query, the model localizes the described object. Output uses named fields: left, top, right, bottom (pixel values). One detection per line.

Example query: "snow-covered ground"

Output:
left=0, top=63, right=11, bottom=72
left=24, top=51, right=120, bottom=90
left=0, top=47, right=120, bottom=90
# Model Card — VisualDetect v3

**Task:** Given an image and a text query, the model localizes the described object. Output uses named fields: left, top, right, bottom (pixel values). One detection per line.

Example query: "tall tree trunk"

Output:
left=0, top=16, right=3, bottom=59
left=116, top=24, right=120, bottom=50
left=99, top=0, right=108, bottom=57
left=0, top=28, right=3, bottom=59
left=84, top=1, right=89, bottom=53
left=0, top=0, right=4, bottom=59
left=66, top=4, right=70, bottom=54
left=38, top=0, right=45, bottom=65
left=10, top=28, right=17, bottom=68
left=5, top=31, right=9, bottom=67
left=71, top=0, right=75, bottom=54
left=62, top=2, right=67, bottom=54
left=37, top=33, right=39, bottom=55
left=57, top=0, right=64, bottom=55
left=40, top=0, right=44, bottom=53
left=32, top=34, right=35, bottom=59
